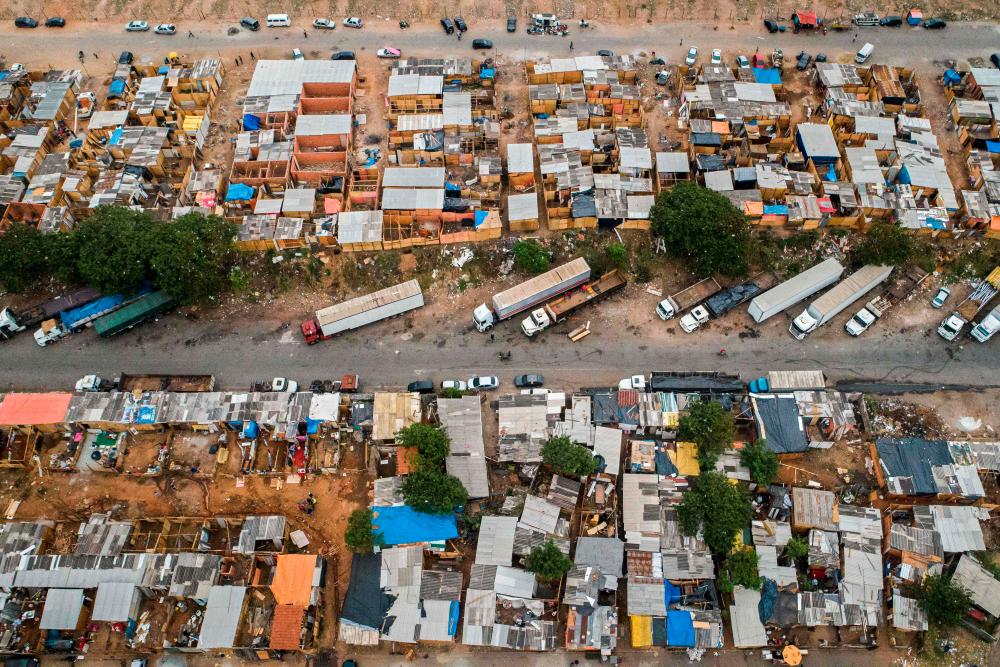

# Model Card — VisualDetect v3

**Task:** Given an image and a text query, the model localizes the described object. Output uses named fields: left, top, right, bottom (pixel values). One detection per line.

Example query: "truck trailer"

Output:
left=474, top=257, right=590, bottom=332
left=76, top=373, right=217, bottom=392
left=301, top=279, right=424, bottom=344
left=747, top=258, right=844, bottom=324
left=0, top=287, right=102, bottom=340
left=520, top=270, right=626, bottom=336
left=93, top=290, right=176, bottom=337
left=790, top=265, right=893, bottom=339
left=34, top=293, right=132, bottom=346
left=655, top=277, right=722, bottom=320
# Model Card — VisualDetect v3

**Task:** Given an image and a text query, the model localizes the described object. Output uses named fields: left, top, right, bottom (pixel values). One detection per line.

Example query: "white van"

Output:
left=855, top=42, right=875, bottom=63
left=266, top=13, right=291, bottom=27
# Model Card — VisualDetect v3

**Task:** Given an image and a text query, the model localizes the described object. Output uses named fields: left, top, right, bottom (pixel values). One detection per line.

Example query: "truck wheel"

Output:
left=483, top=324, right=493, bottom=332
left=307, top=339, right=318, bottom=346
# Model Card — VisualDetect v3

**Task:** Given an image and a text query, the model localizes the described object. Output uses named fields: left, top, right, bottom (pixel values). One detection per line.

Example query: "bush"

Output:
left=913, top=573, right=972, bottom=628
left=401, top=469, right=468, bottom=515
left=679, top=400, right=736, bottom=470
left=724, top=547, right=762, bottom=591
left=849, top=221, right=935, bottom=272
left=397, top=423, right=451, bottom=470
left=345, top=508, right=382, bottom=553
left=678, top=471, right=752, bottom=555
left=439, top=387, right=463, bottom=399
left=542, top=435, right=597, bottom=477
left=513, top=239, right=549, bottom=274
left=0, top=223, right=46, bottom=293
left=525, top=540, right=572, bottom=581
left=783, top=536, right=809, bottom=562
left=740, top=439, right=779, bottom=486
left=650, top=182, right=751, bottom=278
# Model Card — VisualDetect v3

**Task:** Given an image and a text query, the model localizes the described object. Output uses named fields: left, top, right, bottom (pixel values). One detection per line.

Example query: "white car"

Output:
left=312, top=18, right=335, bottom=29
left=711, top=48, right=722, bottom=65
left=376, top=47, right=401, bottom=59
left=292, top=48, right=304, bottom=61
left=736, top=55, right=750, bottom=68
left=154, top=23, right=176, bottom=34
left=685, top=47, right=698, bottom=66
left=343, top=16, right=363, bottom=28
left=467, top=376, right=500, bottom=391
left=520, top=388, right=551, bottom=396
left=441, top=380, right=468, bottom=391
left=125, top=20, right=150, bottom=31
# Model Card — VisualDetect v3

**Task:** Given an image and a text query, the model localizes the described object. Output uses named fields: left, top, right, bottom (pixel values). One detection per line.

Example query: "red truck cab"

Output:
left=300, top=318, right=322, bottom=344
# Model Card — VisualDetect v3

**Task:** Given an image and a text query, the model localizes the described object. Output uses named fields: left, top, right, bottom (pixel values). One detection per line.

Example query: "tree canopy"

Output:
left=719, top=547, right=761, bottom=593
left=396, top=423, right=451, bottom=470
left=740, top=439, right=780, bottom=486
left=849, top=220, right=934, bottom=271
left=75, top=207, right=155, bottom=294
left=542, top=435, right=598, bottom=477
left=0, top=223, right=46, bottom=293
left=914, top=573, right=972, bottom=628
left=783, top=536, right=809, bottom=562
left=679, top=400, right=736, bottom=470
left=149, top=213, right=237, bottom=304
left=344, top=508, right=383, bottom=553
left=525, top=540, right=572, bottom=582
left=401, top=468, right=468, bottom=515
left=513, top=239, right=550, bottom=274
left=677, top=471, right=753, bottom=555
left=650, top=182, right=751, bottom=278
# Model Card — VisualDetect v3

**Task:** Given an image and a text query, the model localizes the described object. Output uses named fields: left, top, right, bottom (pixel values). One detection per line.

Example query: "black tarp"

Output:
left=705, top=281, right=763, bottom=318
left=875, top=437, right=951, bottom=495
left=753, top=394, right=808, bottom=454
left=648, top=372, right=743, bottom=393
left=340, top=553, right=390, bottom=629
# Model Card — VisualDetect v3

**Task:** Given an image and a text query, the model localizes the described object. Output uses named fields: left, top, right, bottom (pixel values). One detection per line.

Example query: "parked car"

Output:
left=597, top=49, right=614, bottom=57
left=711, top=48, right=722, bottom=65
left=154, top=23, right=176, bottom=34
left=684, top=46, right=698, bottom=66
left=815, top=52, right=828, bottom=62
left=879, top=15, right=902, bottom=26
left=118, top=51, right=134, bottom=64
left=14, top=17, right=38, bottom=28
left=736, top=55, right=750, bottom=68
left=853, top=12, right=879, bottom=26
left=240, top=16, right=260, bottom=30
left=440, top=17, right=455, bottom=34
left=313, top=18, right=335, bottom=29
left=796, top=51, right=813, bottom=70
left=343, top=16, right=363, bottom=28
left=471, top=38, right=493, bottom=49
left=407, top=380, right=434, bottom=394
left=77, top=92, right=96, bottom=119
left=45, top=17, right=66, bottom=27
left=291, top=48, right=304, bottom=61
left=931, top=286, right=951, bottom=308
left=992, top=53, right=1000, bottom=70
left=331, top=50, right=356, bottom=60
left=453, top=16, right=467, bottom=31
left=468, top=375, right=500, bottom=390
left=923, top=18, right=946, bottom=29
left=125, top=20, right=149, bottom=31
left=377, top=47, right=401, bottom=58
left=441, top=380, right=468, bottom=391
left=507, top=16, right=517, bottom=32
left=763, top=18, right=784, bottom=33
left=513, top=374, right=544, bottom=388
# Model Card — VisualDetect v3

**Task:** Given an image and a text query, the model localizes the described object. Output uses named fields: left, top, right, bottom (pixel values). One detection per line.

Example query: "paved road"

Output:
left=2, top=19, right=999, bottom=71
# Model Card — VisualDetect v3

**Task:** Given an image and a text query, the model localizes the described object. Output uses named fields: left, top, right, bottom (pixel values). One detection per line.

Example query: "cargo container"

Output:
left=520, top=270, right=626, bottom=336
left=790, top=265, right=893, bottom=339
left=301, top=279, right=424, bottom=344
left=0, top=287, right=101, bottom=339
left=747, top=258, right=844, bottom=323
left=93, top=291, right=175, bottom=337
left=474, top=257, right=590, bottom=332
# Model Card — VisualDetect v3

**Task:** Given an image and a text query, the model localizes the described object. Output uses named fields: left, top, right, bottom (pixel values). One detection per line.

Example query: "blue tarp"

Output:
left=664, top=581, right=682, bottom=606
left=480, top=68, right=495, bottom=80
left=759, top=578, right=778, bottom=622
left=447, top=600, right=460, bottom=636
left=306, top=418, right=322, bottom=435
left=241, top=421, right=259, bottom=439
left=109, top=79, right=126, bottom=96
left=136, top=405, right=157, bottom=424
left=109, top=127, right=124, bottom=146
left=763, top=204, right=789, bottom=215
left=825, top=164, right=837, bottom=181
left=473, top=209, right=489, bottom=228
left=666, top=611, right=695, bottom=647
left=226, top=183, right=254, bottom=202
left=985, top=140, right=1000, bottom=154
left=372, top=505, right=459, bottom=545
left=897, top=166, right=912, bottom=184
left=655, top=446, right=677, bottom=476
left=445, top=181, right=461, bottom=193
left=157, top=65, right=170, bottom=75
left=943, top=69, right=961, bottom=85
left=752, top=67, right=782, bottom=85
left=61, top=294, right=125, bottom=328
left=242, top=114, right=261, bottom=130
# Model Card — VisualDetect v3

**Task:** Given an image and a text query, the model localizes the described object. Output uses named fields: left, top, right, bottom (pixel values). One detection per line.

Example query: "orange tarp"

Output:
left=271, top=554, right=317, bottom=606
left=269, top=604, right=306, bottom=650
left=0, top=393, right=73, bottom=426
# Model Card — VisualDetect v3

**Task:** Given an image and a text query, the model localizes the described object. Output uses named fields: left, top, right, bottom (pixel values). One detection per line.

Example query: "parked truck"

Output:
left=521, top=270, right=626, bottom=337
left=34, top=293, right=134, bottom=346
left=971, top=305, right=1000, bottom=343
left=0, top=287, right=101, bottom=340
left=790, top=265, right=894, bottom=339
left=747, top=258, right=845, bottom=324
left=93, top=290, right=176, bottom=338
left=655, top=277, right=722, bottom=321
left=75, top=373, right=217, bottom=392
left=474, top=257, right=590, bottom=332
left=301, top=279, right=424, bottom=344
left=844, top=266, right=929, bottom=336
left=937, top=267, right=1000, bottom=341
left=679, top=277, right=773, bottom=333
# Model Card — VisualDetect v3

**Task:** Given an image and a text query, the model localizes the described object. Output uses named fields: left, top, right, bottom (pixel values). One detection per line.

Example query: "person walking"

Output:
left=250, top=50, right=255, bottom=60
left=187, top=30, right=194, bottom=38
left=569, top=40, right=574, bottom=50
left=303, top=29, right=308, bottom=38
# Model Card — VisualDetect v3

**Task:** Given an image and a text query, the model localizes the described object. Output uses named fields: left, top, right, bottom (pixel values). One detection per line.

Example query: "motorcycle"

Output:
left=497, top=351, right=512, bottom=361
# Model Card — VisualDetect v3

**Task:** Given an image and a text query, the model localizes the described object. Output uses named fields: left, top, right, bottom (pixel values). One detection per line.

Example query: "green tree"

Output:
left=849, top=220, right=934, bottom=271
left=740, top=439, right=780, bottom=486
left=75, top=207, right=155, bottom=293
left=344, top=508, right=383, bottom=553
left=649, top=181, right=751, bottom=278
left=677, top=471, right=752, bottom=555
left=913, top=574, right=972, bottom=628
left=542, top=435, right=597, bottom=477
left=401, top=469, right=468, bottom=515
left=606, top=242, right=628, bottom=269
left=439, top=387, right=463, bottom=399
left=396, top=423, right=451, bottom=470
left=679, top=400, right=736, bottom=470
left=721, top=547, right=761, bottom=592
left=783, top=536, right=809, bottom=562
left=149, top=213, right=237, bottom=304
left=0, top=223, right=47, bottom=292
left=525, top=540, right=572, bottom=581
left=513, top=239, right=549, bottom=274
left=42, top=231, right=83, bottom=285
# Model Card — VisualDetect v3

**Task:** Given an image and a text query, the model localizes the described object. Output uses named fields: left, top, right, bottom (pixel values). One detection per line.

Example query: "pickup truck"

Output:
left=845, top=296, right=890, bottom=336
left=656, top=277, right=721, bottom=320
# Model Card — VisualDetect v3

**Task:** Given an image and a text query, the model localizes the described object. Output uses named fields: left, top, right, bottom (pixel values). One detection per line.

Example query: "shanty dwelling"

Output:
left=0, top=393, right=73, bottom=471
left=872, top=437, right=986, bottom=502
left=655, top=151, right=691, bottom=190
left=437, top=396, right=490, bottom=501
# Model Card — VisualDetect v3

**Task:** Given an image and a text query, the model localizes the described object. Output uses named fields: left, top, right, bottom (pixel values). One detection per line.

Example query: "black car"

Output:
left=763, top=18, right=779, bottom=33
left=507, top=16, right=516, bottom=32
left=407, top=380, right=435, bottom=394
left=513, top=374, right=544, bottom=388
left=440, top=17, right=455, bottom=34
left=331, top=50, right=356, bottom=60
left=795, top=51, right=812, bottom=70
left=118, top=51, right=134, bottom=65
left=472, top=38, right=493, bottom=49
left=453, top=16, right=467, bottom=31
left=923, top=18, right=946, bottom=29
left=14, top=17, right=38, bottom=28
left=3, top=658, right=40, bottom=667
left=240, top=16, right=260, bottom=30
left=879, top=15, right=902, bottom=26
left=45, top=17, right=66, bottom=27
left=597, top=49, right=614, bottom=57
left=992, top=53, right=1000, bottom=70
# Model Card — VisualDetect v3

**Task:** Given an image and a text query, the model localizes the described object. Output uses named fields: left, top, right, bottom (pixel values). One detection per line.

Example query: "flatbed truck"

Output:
left=521, top=270, right=626, bottom=336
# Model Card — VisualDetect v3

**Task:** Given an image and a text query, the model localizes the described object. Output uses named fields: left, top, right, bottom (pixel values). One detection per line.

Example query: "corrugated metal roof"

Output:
left=439, top=395, right=489, bottom=499
left=91, top=581, right=139, bottom=622
left=40, top=588, right=84, bottom=630
left=520, top=495, right=560, bottom=534
left=952, top=555, right=1000, bottom=617
left=295, top=113, right=352, bottom=136
left=382, top=167, right=446, bottom=188
left=246, top=59, right=355, bottom=97
left=507, top=193, right=539, bottom=222
left=730, top=586, right=768, bottom=647
left=381, top=187, right=445, bottom=210
left=387, top=73, right=443, bottom=97
left=792, top=487, right=838, bottom=531
left=507, top=143, right=534, bottom=173
left=475, top=517, right=517, bottom=566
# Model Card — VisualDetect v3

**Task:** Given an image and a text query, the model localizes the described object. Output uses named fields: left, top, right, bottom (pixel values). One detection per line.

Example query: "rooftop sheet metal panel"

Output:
left=747, top=258, right=844, bottom=323
left=491, top=257, right=591, bottom=318
left=198, top=586, right=248, bottom=648
left=507, top=143, right=535, bottom=173
left=382, top=167, right=446, bottom=188
left=315, top=280, right=424, bottom=334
